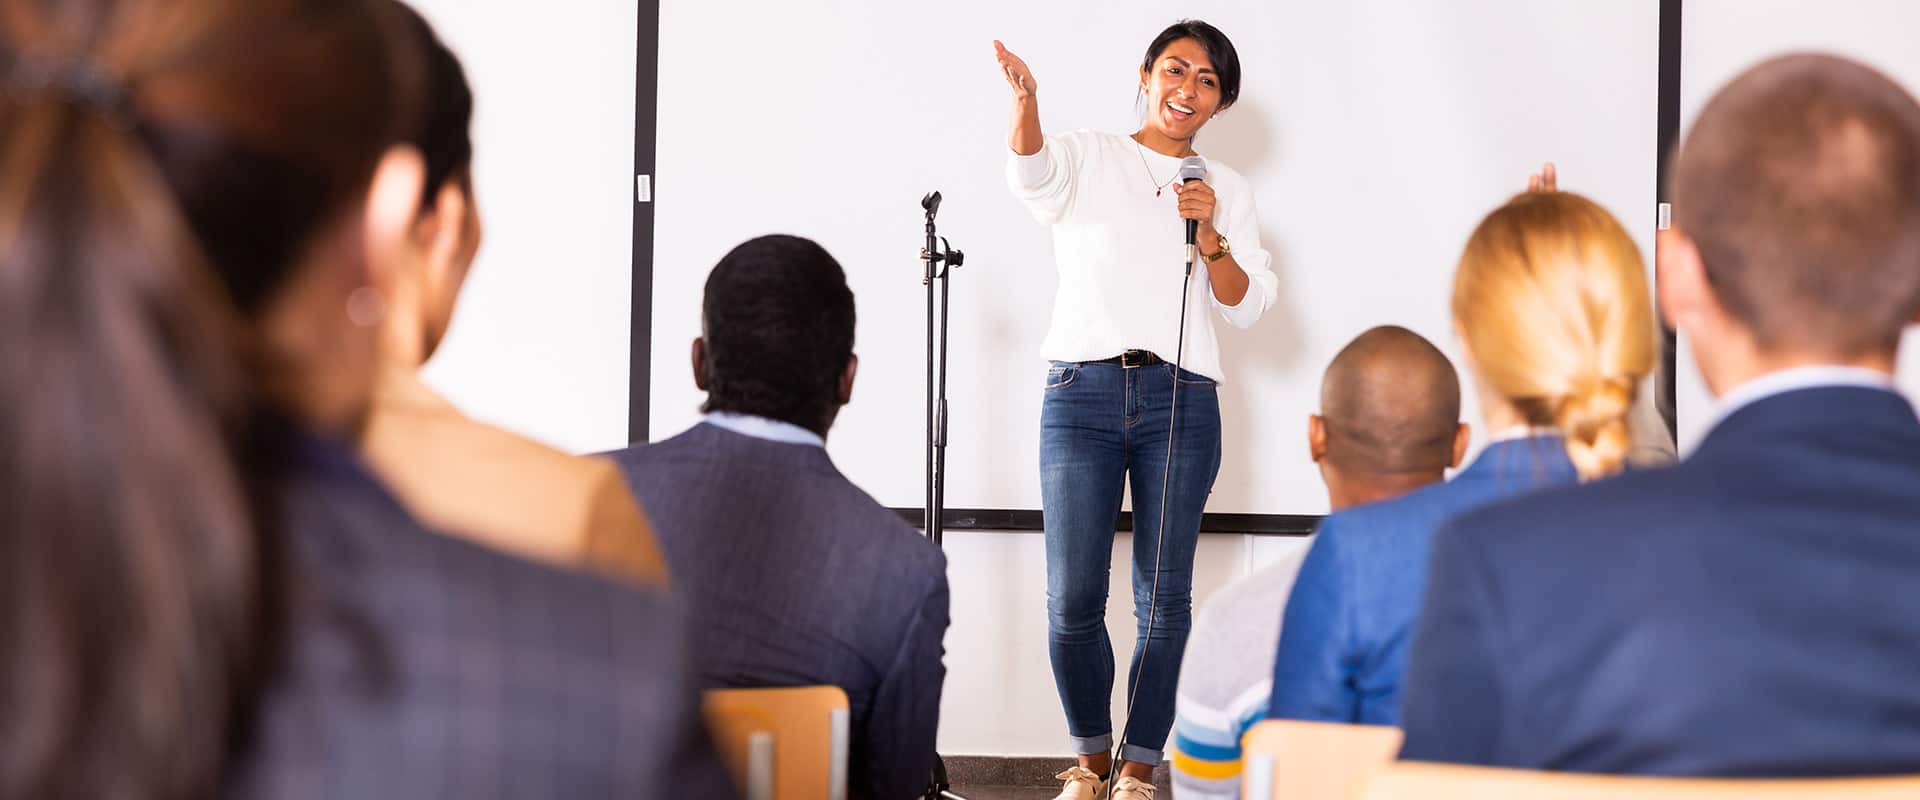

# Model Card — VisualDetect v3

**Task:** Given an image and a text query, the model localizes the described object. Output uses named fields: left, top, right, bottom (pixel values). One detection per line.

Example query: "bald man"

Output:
left=1168, top=326, right=1465, bottom=799
left=1309, top=326, right=1472, bottom=509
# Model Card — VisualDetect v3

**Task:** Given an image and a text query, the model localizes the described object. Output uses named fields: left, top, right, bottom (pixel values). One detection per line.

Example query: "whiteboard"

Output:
left=1674, top=0, right=1920, bottom=452
left=408, top=0, right=638, bottom=456
left=650, top=0, right=1660, bottom=516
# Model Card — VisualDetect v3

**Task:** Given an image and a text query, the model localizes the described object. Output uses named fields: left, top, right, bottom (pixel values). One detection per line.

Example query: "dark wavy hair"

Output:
left=1142, top=19, right=1242, bottom=111
left=699, top=235, right=855, bottom=436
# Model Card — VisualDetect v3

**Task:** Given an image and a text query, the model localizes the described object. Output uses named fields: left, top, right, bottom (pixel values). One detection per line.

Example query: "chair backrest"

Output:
left=1362, top=762, right=1920, bottom=799
left=704, top=686, right=852, bottom=800
left=1240, top=719, right=1404, bottom=800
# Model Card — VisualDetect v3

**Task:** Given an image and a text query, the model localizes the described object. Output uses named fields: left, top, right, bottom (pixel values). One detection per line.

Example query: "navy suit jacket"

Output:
left=608, top=423, right=950, bottom=800
left=1400, top=386, right=1920, bottom=776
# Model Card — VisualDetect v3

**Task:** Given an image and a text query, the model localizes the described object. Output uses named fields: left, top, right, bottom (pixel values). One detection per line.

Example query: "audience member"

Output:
left=1169, top=325, right=1464, bottom=799
left=1270, top=188, right=1655, bottom=727
left=0, top=0, right=729, bottom=796
left=358, top=2, right=668, bottom=585
left=608, top=234, right=950, bottom=800
left=1400, top=53, right=1920, bottom=776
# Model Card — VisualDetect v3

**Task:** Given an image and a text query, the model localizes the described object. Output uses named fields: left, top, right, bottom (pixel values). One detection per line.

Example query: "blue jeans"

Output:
left=1040, top=359, right=1222, bottom=765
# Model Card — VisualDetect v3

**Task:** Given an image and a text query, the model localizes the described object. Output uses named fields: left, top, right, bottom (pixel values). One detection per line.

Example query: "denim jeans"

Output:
left=1040, top=359, right=1222, bottom=765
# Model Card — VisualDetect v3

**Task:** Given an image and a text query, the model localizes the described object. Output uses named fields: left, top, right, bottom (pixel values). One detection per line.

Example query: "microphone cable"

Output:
left=1105, top=246, right=1198, bottom=798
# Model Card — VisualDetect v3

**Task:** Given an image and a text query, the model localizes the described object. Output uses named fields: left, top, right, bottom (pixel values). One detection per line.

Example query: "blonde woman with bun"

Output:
left=1451, top=188, right=1656, bottom=480
left=1267, top=174, right=1653, bottom=728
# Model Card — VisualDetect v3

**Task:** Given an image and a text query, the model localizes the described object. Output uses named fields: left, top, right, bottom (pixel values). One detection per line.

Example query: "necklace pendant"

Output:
left=1155, top=188, right=1162, bottom=197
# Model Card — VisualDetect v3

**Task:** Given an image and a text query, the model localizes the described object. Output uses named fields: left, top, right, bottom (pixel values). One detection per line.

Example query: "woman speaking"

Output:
left=997, top=20, right=1278, bottom=800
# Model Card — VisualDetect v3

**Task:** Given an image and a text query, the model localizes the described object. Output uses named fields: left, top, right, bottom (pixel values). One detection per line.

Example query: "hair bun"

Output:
left=1556, top=375, right=1634, bottom=479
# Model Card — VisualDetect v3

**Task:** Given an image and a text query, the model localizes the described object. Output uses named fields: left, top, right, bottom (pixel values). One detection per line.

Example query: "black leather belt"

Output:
left=1089, top=350, right=1165, bottom=369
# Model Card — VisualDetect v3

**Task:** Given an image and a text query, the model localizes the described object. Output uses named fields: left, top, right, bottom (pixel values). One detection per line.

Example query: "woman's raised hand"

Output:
left=994, top=40, right=1037, bottom=99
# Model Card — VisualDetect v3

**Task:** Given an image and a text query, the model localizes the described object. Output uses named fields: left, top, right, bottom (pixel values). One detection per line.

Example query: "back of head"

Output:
left=1319, top=325, right=1461, bottom=477
left=0, top=0, right=420, bottom=796
left=1674, top=53, right=1920, bottom=359
left=1454, top=192, right=1656, bottom=480
left=701, top=235, right=856, bottom=436
left=395, top=1, right=474, bottom=206
left=387, top=0, right=476, bottom=361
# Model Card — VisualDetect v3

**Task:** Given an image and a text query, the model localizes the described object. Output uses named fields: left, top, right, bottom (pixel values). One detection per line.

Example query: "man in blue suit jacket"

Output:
left=1399, top=54, right=1920, bottom=776
left=607, top=235, right=949, bottom=800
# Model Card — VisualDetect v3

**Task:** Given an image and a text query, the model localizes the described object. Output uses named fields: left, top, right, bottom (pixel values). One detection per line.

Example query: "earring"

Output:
left=346, top=286, right=387, bottom=327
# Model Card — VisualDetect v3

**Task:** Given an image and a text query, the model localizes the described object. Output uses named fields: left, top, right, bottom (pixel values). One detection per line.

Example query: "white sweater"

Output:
left=1007, top=129, right=1278, bottom=383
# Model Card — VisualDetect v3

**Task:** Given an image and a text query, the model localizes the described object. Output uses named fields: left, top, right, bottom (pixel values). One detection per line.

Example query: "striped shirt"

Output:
left=1170, top=550, right=1309, bottom=799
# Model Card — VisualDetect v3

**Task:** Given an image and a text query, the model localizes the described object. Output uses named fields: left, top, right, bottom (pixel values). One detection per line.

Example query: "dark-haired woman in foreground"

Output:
left=0, top=0, right=728, bottom=796
left=998, top=19, right=1278, bottom=799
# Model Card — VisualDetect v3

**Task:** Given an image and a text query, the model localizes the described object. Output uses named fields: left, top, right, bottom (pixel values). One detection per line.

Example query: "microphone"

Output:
left=1177, top=156, right=1207, bottom=263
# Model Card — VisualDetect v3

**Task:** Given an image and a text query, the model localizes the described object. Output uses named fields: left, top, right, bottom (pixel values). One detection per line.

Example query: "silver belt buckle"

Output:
left=1121, top=350, right=1148, bottom=369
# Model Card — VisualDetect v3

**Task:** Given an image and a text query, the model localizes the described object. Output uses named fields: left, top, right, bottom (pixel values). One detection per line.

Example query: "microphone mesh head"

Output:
left=1177, top=156, right=1208, bottom=183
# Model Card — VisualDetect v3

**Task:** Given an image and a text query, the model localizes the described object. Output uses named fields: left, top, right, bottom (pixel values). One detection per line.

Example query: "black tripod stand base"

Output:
left=924, top=753, right=965, bottom=800
left=931, top=754, right=950, bottom=791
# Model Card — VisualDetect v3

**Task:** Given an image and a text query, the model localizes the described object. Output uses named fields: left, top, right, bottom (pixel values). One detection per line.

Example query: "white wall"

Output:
left=1674, top=0, right=1920, bottom=450
left=408, top=0, right=637, bottom=454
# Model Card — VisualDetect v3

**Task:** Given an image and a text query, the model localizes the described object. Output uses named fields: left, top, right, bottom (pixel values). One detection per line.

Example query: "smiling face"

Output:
left=1140, top=37, right=1224, bottom=143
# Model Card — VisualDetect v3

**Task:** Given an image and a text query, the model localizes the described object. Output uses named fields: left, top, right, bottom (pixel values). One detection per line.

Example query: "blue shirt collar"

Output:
left=1701, top=366, right=1896, bottom=442
left=703, top=411, right=827, bottom=449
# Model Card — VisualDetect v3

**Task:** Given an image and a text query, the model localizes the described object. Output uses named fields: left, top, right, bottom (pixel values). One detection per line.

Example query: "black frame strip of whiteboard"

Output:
left=633, top=6, right=1686, bottom=535
left=1655, top=0, right=1683, bottom=440
left=628, top=0, right=660, bottom=444
left=891, top=508, right=1322, bottom=537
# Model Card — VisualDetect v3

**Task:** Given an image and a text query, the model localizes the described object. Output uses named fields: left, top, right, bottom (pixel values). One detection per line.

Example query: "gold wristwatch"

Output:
left=1202, top=235, right=1232, bottom=263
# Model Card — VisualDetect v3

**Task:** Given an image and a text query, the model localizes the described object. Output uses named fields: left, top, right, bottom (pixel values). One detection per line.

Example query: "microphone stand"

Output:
left=919, top=191, right=963, bottom=547
left=918, top=191, right=970, bottom=800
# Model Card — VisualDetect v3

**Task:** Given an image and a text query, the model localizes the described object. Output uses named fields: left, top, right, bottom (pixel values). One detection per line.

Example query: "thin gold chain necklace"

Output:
left=1132, top=137, right=1180, bottom=197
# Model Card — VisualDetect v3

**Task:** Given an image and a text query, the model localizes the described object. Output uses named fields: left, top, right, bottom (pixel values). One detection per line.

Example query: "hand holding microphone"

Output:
left=1174, top=156, right=1219, bottom=263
